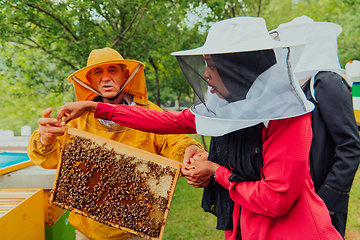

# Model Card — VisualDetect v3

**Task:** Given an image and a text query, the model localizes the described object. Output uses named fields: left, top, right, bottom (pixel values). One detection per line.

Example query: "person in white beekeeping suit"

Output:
left=270, top=15, right=360, bottom=238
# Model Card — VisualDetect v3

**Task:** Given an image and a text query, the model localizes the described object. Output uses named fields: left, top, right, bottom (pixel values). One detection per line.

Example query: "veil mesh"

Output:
left=176, top=55, right=208, bottom=104
left=175, top=47, right=314, bottom=136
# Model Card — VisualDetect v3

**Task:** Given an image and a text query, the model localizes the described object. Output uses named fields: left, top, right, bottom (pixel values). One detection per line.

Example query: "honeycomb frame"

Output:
left=50, top=126, right=182, bottom=240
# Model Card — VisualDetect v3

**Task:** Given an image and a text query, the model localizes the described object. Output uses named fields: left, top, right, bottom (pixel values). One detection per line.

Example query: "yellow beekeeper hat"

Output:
left=67, top=47, right=147, bottom=104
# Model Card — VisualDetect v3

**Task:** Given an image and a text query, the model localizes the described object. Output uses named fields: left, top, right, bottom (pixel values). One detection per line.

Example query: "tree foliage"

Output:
left=336, top=0, right=360, bottom=65
left=0, top=0, right=205, bottom=133
left=1, top=0, right=360, bottom=135
left=261, top=0, right=355, bottom=67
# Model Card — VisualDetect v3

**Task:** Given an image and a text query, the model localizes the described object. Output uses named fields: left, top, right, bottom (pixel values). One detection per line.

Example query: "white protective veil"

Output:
left=270, top=15, right=344, bottom=82
left=171, top=17, right=314, bottom=136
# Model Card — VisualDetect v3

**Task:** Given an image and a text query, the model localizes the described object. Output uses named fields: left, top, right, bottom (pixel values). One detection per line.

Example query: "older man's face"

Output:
left=89, top=64, right=127, bottom=101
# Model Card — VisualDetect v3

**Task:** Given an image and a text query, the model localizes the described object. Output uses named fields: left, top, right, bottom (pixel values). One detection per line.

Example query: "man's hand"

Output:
left=181, top=145, right=218, bottom=188
left=57, top=101, right=98, bottom=126
left=181, top=159, right=220, bottom=188
left=38, top=108, right=64, bottom=146
left=183, top=144, right=209, bottom=169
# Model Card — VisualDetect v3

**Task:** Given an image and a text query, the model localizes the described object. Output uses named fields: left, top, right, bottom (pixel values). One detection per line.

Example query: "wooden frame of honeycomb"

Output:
left=50, top=126, right=182, bottom=240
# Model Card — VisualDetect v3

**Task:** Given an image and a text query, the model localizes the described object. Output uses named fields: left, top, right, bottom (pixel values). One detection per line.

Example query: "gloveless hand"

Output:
left=181, top=159, right=220, bottom=188
left=38, top=108, right=64, bottom=146
left=57, top=101, right=98, bottom=126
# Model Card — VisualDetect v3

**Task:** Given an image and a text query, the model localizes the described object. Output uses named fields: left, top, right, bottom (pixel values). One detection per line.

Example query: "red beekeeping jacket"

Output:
left=216, top=114, right=342, bottom=240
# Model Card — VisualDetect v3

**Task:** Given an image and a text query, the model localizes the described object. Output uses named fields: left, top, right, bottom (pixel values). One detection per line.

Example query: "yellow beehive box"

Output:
left=50, top=126, right=182, bottom=240
left=0, top=188, right=45, bottom=240
left=43, top=189, right=66, bottom=225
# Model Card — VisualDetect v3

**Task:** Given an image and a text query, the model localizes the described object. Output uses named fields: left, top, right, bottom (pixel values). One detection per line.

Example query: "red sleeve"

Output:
left=214, top=113, right=313, bottom=217
left=94, top=102, right=197, bottom=134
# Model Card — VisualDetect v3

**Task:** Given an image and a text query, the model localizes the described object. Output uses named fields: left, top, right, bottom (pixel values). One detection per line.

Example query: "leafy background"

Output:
left=1, top=0, right=360, bottom=135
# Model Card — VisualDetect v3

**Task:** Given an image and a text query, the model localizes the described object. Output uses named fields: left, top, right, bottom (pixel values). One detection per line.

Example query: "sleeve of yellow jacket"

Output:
left=27, top=130, right=62, bottom=169
left=27, top=119, right=79, bottom=169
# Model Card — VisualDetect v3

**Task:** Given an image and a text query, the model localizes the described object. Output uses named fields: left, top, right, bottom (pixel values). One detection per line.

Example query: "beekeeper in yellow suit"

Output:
left=27, top=47, right=203, bottom=240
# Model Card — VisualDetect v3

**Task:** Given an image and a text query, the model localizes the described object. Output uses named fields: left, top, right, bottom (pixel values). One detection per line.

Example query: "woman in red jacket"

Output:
left=58, top=17, right=342, bottom=240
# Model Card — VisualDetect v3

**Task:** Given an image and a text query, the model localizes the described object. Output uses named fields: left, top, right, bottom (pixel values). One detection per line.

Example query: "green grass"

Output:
left=345, top=169, right=360, bottom=239
left=162, top=134, right=224, bottom=239
left=189, top=134, right=211, bottom=152
left=163, top=134, right=223, bottom=239
left=163, top=177, right=224, bottom=240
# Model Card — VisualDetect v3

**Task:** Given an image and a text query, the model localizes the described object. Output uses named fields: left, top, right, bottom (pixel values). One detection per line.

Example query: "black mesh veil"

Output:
left=176, top=50, right=277, bottom=107
left=176, top=55, right=209, bottom=104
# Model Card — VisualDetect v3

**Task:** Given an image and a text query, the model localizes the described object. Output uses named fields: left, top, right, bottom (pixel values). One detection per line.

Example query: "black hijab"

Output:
left=201, top=123, right=263, bottom=231
left=201, top=50, right=276, bottom=231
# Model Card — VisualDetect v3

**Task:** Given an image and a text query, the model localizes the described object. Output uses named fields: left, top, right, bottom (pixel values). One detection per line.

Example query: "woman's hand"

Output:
left=57, top=101, right=98, bottom=126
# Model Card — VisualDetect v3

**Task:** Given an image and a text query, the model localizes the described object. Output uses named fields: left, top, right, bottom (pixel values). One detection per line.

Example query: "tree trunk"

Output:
left=149, top=57, right=161, bottom=106
left=201, top=136, right=208, bottom=152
